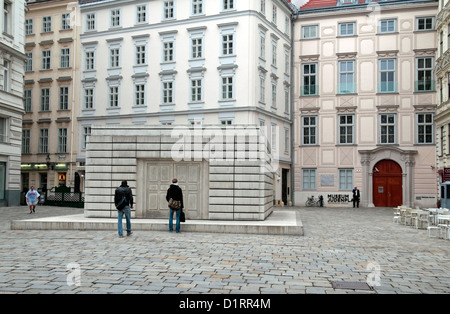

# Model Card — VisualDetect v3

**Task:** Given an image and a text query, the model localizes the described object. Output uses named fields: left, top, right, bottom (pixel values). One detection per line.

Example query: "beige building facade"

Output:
left=22, top=0, right=81, bottom=196
left=294, top=0, right=438, bottom=208
left=435, top=0, right=450, bottom=188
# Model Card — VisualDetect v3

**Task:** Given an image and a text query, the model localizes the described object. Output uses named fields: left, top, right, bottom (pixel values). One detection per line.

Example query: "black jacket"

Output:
left=166, top=184, right=184, bottom=209
left=115, top=185, right=133, bottom=208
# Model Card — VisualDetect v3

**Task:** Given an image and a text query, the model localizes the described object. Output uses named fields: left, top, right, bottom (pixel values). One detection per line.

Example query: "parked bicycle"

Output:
left=305, top=195, right=324, bottom=207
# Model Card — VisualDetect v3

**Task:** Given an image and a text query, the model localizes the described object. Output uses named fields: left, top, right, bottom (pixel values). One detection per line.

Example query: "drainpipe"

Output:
left=290, top=8, right=299, bottom=206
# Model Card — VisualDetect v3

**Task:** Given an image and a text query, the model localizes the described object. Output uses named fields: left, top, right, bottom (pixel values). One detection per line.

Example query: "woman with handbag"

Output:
left=166, top=178, right=184, bottom=233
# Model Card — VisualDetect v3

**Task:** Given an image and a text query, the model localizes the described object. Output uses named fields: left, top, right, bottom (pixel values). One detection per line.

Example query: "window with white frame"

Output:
left=339, top=169, right=353, bottom=190
left=40, top=88, right=50, bottom=111
left=284, top=88, right=289, bottom=114
left=24, top=90, right=32, bottom=112
left=416, top=17, right=434, bottom=31
left=136, top=44, right=146, bottom=65
left=260, top=0, right=266, bottom=14
left=379, top=19, right=396, bottom=34
left=25, top=19, right=33, bottom=35
left=84, top=88, right=94, bottom=109
left=191, top=37, right=203, bottom=59
left=339, top=22, right=355, bottom=36
left=259, top=76, right=266, bottom=104
left=163, top=41, right=174, bottom=62
left=136, top=5, right=147, bottom=24
left=417, top=113, right=434, bottom=144
left=58, top=128, right=68, bottom=153
left=223, top=0, right=234, bottom=11
left=3, top=1, right=12, bottom=35
left=191, top=79, right=202, bottom=102
left=222, top=34, right=234, bottom=56
left=192, top=0, right=204, bottom=15
left=109, top=86, right=119, bottom=107
left=110, top=9, right=121, bottom=28
left=302, top=63, right=317, bottom=96
left=22, top=130, right=31, bottom=154
left=338, top=115, right=354, bottom=145
left=259, top=31, right=266, bottom=60
left=60, top=48, right=70, bottom=68
left=284, top=127, right=289, bottom=154
left=302, top=25, right=318, bottom=39
left=61, top=13, right=71, bottom=30
left=338, top=60, right=355, bottom=94
left=222, top=76, right=234, bottom=100
left=164, top=0, right=175, bottom=19
left=271, top=124, right=278, bottom=153
left=25, top=52, right=33, bottom=72
left=43, top=16, right=52, bottom=33
left=416, top=57, right=434, bottom=92
left=85, top=50, right=95, bottom=70
left=271, top=40, right=277, bottom=67
left=42, top=50, right=51, bottom=70
left=86, top=13, right=96, bottom=31
left=59, top=87, right=69, bottom=110
left=82, top=126, right=91, bottom=149
left=379, top=113, right=396, bottom=144
left=379, top=59, right=396, bottom=93
left=109, top=48, right=120, bottom=68
left=2, top=61, right=9, bottom=92
left=272, top=5, right=277, bottom=25
left=302, top=169, right=316, bottom=190
left=302, top=116, right=317, bottom=145
left=163, top=81, right=174, bottom=104
left=271, top=82, right=277, bottom=109
left=39, top=129, right=49, bottom=153
left=135, top=84, right=146, bottom=106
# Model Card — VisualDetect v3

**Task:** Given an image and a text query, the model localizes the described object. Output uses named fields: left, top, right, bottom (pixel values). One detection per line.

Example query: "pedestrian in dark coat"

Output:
left=166, top=178, right=184, bottom=233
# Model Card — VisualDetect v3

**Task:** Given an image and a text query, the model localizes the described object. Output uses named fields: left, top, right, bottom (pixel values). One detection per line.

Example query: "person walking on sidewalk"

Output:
left=166, top=178, right=184, bottom=233
left=114, top=180, right=133, bottom=238
left=26, top=186, right=40, bottom=214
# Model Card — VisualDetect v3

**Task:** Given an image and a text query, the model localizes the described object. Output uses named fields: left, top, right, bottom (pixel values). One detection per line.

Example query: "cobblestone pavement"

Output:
left=0, top=205, right=449, bottom=294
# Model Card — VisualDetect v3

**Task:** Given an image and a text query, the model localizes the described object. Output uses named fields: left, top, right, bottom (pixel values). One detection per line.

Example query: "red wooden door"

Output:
left=372, top=160, right=402, bottom=207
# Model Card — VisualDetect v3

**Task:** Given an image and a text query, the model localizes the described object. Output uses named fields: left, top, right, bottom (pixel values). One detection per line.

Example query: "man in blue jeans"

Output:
left=166, top=178, right=184, bottom=233
left=115, top=180, right=134, bottom=238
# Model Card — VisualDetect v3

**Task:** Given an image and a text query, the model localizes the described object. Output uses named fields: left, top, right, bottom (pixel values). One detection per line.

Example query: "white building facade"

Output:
left=0, top=0, right=27, bottom=206
left=79, top=0, right=294, bottom=219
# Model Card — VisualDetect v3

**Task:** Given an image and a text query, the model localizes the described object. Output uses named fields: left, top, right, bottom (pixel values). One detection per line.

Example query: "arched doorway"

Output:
left=372, top=160, right=402, bottom=207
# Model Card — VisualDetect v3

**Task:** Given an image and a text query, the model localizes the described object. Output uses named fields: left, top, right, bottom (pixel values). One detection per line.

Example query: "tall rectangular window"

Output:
left=0, top=118, right=6, bottom=143
left=136, top=5, right=147, bottom=23
left=109, top=86, right=119, bottom=107
left=302, top=116, right=317, bottom=145
left=191, top=79, right=202, bottom=102
left=136, top=44, right=146, bottom=65
left=110, top=48, right=120, bottom=68
left=86, top=13, right=96, bottom=31
left=192, top=38, right=203, bottom=59
left=39, top=129, right=49, bottom=153
left=60, top=48, right=70, bottom=68
left=338, top=60, right=355, bottom=94
left=58, top=128, right=68, bottom=153
left=380, top=113, right=396, bottom=144
left=42, top=50, right=51, bottom=70
left=379, top=59, right=396, bottom=93
left=163, top=82, right=173, bottom=104
left=222, top=34, right=234, bottom=55
left=302, top=63, right=317, bottom=96
left=24, top=90, right=32, bottom=112
left=222, top=76, right=233, bottom=100
left=339, top=115, right=354, bottom=144
left=417, top=113, right=434, bottom=144
left=163, top=42, right=174, bottom=62
left=135, top=84, right=145, bottom=106
left=25, top=19, right=33, bottom=35
left=22, top=130, right=31, bottom=154
left=61, top=13, right=71, bottom=30
left=40, top=88, right=50, bottom=111
left=223, top=0, right=234, bottom=10
left=85, top=51, right=95, bottom=70
left=82, top=126, right=91, bottom=150
left=25, top=52, right=33, bottom=72
left=110, top=9, right=121, bottom=27
left=192, top=0, right=203, bottom=15
left=416, top=57, right=433, bottom=92
left=84, top=88, right=94, bottom=109
left=302, top=169, right=316, bottom=190
left=43, top=16, right=52, bottom=33
left=339, top=169, right=353, bottom=190
left=59, top=87, right=69, bottom=110
left=164, top=0, right=175, bottom=19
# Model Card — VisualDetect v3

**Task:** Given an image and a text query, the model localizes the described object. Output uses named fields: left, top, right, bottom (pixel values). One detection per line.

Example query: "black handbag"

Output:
left=180, top=209, right=185, bottom=223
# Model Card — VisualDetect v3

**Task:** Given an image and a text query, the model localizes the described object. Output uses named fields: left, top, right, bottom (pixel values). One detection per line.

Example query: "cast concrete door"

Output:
left=141, top=160, right=206, bottom=219
left=372, top=160, right=402, bottom=207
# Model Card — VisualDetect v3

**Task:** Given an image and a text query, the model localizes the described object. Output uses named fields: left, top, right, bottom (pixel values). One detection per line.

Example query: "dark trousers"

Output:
left=353, top=197, right=360, bottom=208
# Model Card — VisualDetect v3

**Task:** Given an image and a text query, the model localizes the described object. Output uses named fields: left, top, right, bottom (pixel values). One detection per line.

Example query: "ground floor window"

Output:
left=0, top=162, right=5, bottom=200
